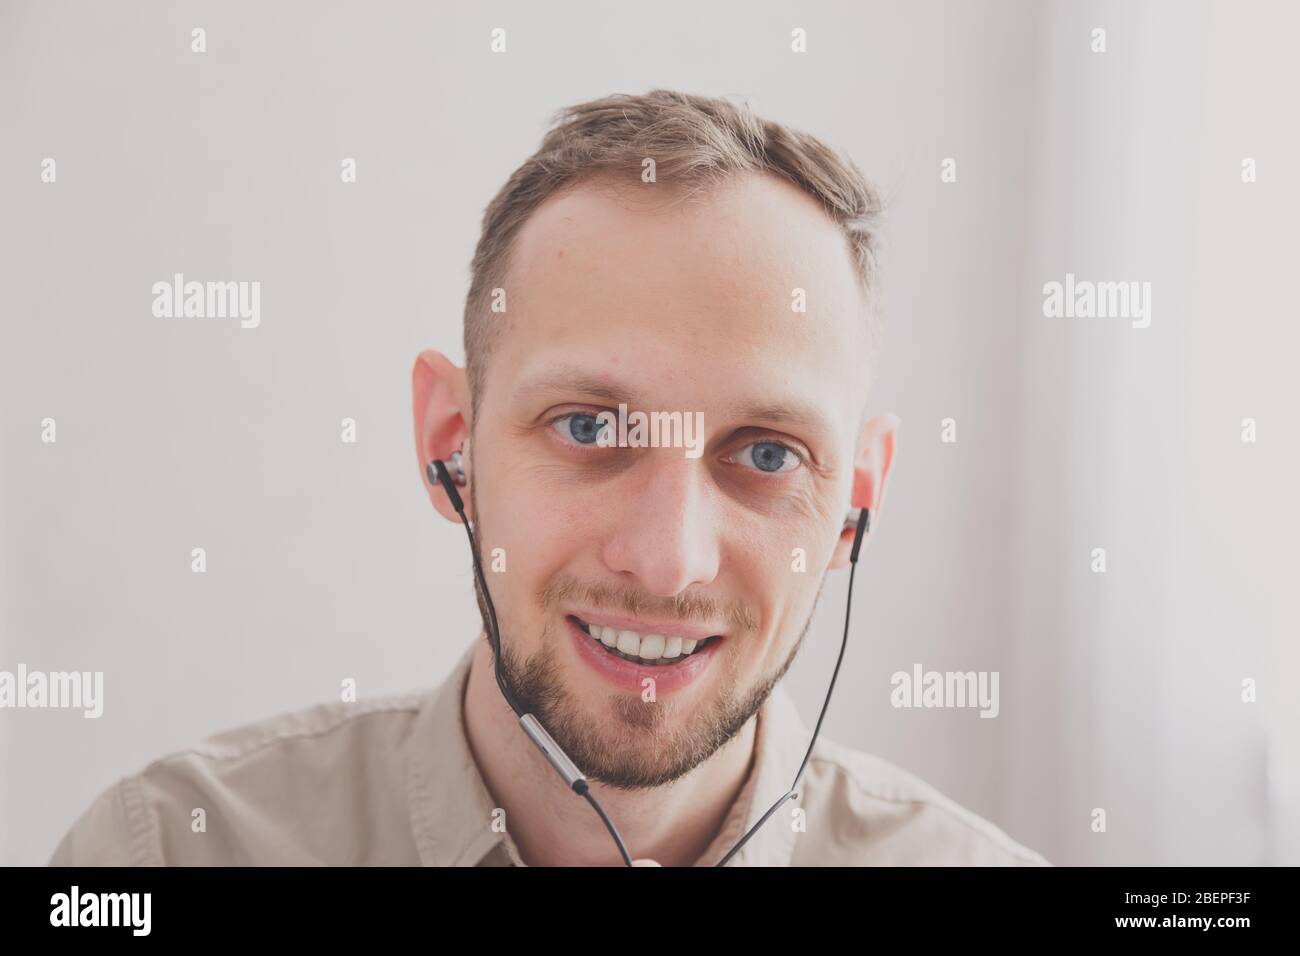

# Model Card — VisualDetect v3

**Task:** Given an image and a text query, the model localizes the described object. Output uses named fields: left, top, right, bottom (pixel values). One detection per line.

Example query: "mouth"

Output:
left=567, top=614, right=723, bottom=668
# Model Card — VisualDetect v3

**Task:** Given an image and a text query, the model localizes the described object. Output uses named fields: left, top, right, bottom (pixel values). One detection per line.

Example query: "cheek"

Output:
left=479, top=467, right=586, bottom=561
left=527, top=502, right=597, bottom=566
left=722, top=553, right=786, bottom=650
left=754, top=552, right=822, bottom=659
left=488, top=501, right=593, bottom=618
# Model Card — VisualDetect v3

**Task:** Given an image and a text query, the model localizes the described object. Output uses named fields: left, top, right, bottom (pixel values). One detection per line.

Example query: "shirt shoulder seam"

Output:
left=134, top=692, right=427, bottom=775
left=116, top=773, right=163, bottom=866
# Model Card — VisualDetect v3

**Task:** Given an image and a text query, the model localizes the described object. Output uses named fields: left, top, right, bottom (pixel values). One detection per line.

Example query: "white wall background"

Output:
left=2, top=0, right=1296, bottom=866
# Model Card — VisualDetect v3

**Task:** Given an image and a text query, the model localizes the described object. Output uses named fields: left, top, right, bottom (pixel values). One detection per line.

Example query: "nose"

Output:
left=600, top=455, right=721, bottom=598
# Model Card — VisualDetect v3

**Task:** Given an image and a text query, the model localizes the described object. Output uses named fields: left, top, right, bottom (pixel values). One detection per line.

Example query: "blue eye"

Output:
left=736, top=441, right=801, bottom=473
left=551, top=412, right=607, bottom=446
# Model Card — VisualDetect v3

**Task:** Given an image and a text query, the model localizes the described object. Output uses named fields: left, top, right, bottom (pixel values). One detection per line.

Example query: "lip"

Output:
left=565, top=615, right=723, bottom=695
left=562, top=606, right=725, bottom=642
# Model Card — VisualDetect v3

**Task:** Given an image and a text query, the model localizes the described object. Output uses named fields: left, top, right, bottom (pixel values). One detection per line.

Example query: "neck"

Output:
left=462, top=636, right=757, bottom=866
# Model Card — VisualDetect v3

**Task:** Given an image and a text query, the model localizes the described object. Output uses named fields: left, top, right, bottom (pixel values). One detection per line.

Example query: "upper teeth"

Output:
left=584, top=623, right=703, bottom=660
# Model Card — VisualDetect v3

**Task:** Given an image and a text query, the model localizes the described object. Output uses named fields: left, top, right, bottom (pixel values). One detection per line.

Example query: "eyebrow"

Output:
left=513, top=365, right=835, bottom=444
left=734, top=400, right=832, bottom=441
left=513, top=370, right=634, bottom=407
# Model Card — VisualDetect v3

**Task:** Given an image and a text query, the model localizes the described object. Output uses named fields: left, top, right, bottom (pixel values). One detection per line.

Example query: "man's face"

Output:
left=471, top=171, right=871, bottom=790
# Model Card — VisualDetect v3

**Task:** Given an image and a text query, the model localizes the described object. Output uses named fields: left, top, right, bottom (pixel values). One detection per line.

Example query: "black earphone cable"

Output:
left=459, top=496, right=635, bottom=866
left=429, top=457, right=867, bottom=867
left=713, top=551, right=861, bottom=866
left=431, top=459, right=634, bottom=866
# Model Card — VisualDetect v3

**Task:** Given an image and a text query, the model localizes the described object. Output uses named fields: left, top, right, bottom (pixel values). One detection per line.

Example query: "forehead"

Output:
left=490, top=171, right=869, bottom=433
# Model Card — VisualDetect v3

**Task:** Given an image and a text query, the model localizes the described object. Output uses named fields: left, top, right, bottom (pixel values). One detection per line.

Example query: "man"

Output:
left=50, top=90, right=1047, bottom=867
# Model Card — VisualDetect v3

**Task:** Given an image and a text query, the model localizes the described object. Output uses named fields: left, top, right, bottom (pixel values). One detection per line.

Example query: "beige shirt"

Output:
left=49, top=639, right=1049, bottom=866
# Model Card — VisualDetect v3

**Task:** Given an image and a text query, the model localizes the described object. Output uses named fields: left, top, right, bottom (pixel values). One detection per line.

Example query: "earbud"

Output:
left=427, top=458, right=464, bottom=513
left=447, top=449, right=467, bottom=486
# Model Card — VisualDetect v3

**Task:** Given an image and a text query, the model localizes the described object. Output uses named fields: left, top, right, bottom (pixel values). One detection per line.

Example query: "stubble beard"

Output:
left=468, top=485, right=824, bottom=791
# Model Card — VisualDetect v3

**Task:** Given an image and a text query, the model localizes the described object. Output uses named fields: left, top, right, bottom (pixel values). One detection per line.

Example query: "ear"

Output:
left=412, top=349, right=474, bottom=523
left=828, top=413, right=899, bottom=570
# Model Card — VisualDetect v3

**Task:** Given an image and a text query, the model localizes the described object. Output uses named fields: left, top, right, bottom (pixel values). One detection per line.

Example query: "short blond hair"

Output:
left=463, top=89, right=884, bottom=415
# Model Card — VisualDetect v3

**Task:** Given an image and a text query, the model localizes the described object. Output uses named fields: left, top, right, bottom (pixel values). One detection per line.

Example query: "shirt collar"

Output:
left=407, top=638, right=807, bottom=867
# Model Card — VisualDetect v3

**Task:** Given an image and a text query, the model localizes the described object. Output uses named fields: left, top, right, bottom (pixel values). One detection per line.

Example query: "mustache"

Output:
left=538, top=574, right=759, bottom=634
